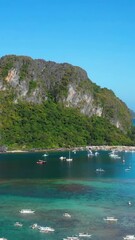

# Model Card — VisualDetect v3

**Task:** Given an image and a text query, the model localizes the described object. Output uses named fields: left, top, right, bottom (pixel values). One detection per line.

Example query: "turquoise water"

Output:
left=0, top=150, right=135, bottom=239
left=132, top=118, right=135, bottom=126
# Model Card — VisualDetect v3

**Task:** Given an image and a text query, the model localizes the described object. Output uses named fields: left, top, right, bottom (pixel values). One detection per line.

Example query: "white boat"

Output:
left=42, top=153, right=48, bottom=157
left=72, top=149, right=76, bottom=154
left=79, top=233, right=92, bottom=237
left=96, top=168, right=105, bottom=172
left=94, top=151, right=99, bottom=156
left=125, top=168, right=131, bottom=172
left=0, top=238, right=8, bottom=240
left=14, top=221, right=23, bottom=227
left=123, top=235, right=135, bottom=240
left=65, top=237, right=79, bottom=240
left=39, top=226, right=55, bottom=232
left=30, top=223, right=39, bottom=229
left=66, top=151, right=73, bottom=162
left=87, top=150, right=94, bottom=157
left=19, top=209, right=35, bottom=214
left=66, top=158, right=73, bottom=162
left=63, top=212, right=71, bottom=218
left=109, top=151, right=121, bottom=159
left=59, top=156, right=66, bottom=160
left=103, top=216, right=118, bottom=222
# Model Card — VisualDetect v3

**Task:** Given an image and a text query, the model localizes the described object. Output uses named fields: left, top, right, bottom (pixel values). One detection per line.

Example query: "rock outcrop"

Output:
left=0, top=55, right=131, bottom=132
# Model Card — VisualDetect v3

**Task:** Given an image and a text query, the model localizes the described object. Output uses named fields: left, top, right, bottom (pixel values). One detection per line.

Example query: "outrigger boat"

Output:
left=19, top=209, right=35, bottom=214
left=79, top=233, right=92, bottom=237
left=39, top=226, right=55, bottom=233
left=103, top=216, right=118, bottom=222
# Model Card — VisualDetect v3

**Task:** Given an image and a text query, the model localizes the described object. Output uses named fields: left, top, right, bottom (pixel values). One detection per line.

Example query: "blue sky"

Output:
left=0, top=0, right=135, bottom=110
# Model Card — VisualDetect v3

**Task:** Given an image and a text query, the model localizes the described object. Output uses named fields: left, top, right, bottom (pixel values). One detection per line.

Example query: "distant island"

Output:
left=0, top=54, right=135, bottom=151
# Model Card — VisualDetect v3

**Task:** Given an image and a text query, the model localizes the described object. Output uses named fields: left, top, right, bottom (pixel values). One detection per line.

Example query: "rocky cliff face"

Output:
left=0, top=55, right=131, bottom=132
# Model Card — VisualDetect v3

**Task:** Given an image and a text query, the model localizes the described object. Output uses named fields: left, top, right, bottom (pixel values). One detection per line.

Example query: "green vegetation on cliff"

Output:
left=0, top=92, right=133, bottom=150
left=0, top=55, right=134, bottom=150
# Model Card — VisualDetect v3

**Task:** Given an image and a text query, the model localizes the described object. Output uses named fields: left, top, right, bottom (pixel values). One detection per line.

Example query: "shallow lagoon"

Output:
left=0, top=150, right=135, bottom=240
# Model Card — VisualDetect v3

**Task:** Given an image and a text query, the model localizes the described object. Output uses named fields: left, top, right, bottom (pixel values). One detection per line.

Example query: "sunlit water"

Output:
left=0, top=150, right=135, bottom=240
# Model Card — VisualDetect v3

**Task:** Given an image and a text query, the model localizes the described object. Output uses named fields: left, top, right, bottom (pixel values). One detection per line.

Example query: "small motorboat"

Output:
left=72, top=149, right=76, bottom=154
left=19, top=209, right=35, bottom=214
left=14, top=222, right=23, bottom=227
left=87, top=150, right=94, bottom=157
left=123, top=235, right=135, bottom=240
left=125, top=168, right=131, bottom=172
left=30, top=223, right=39, bottom=229
left=66, top=151, right=73, bottom=162
left=96, top=168, right=105, bottom=172
left=109, top=151, right=120, bottom=158
left=42, top=153, right=48, bottom=157
left=36, top=160, right=46, bottom=164
left=66, top=237, right=79, bottom=240
left=79, top=233, right=92, bottom=237
left=39, top=226, right=55, bottom=233
left=59, top=156, right=66, bottom=160
left=63, top=212, right=71, bottom=218
left=0, top=238, right=8, bottom=240
left=103, top=216, right=118, bottom=222
left=66, top=158, right=73, bottom=162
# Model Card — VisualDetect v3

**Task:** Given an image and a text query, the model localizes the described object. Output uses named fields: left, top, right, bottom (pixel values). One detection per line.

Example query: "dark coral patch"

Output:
left=57, top=183, right=93, bottom=194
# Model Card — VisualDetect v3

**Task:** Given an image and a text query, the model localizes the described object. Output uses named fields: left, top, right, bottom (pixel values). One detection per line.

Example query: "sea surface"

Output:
left=132, top=118, right=135, bottom=126
left=0, top=149, right=135, bottom=240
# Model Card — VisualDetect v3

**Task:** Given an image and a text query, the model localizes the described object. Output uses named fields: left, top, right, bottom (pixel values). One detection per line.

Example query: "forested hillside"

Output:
left=0, top=55, right=134, bottom=150
left=0, top=91, right=133, bottom=150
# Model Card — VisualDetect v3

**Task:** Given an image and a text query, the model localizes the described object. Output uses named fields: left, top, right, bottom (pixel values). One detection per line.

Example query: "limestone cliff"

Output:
left=0, top=55, right=131, bottom=132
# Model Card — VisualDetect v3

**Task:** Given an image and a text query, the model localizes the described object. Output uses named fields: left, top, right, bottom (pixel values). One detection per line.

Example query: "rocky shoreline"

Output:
left=1, top=145, right=135, bottom=153
left=88, top=145, right=135, bottom=152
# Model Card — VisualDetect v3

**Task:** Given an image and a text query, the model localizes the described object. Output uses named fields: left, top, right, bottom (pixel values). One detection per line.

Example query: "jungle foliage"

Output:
left=0, top=55, right=134, bottom=150
left=0, top=92, right=133, bottom=150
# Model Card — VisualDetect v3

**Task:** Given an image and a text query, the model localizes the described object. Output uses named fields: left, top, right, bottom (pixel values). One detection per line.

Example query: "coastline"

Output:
left=3, top=145, right=135, bottom=153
